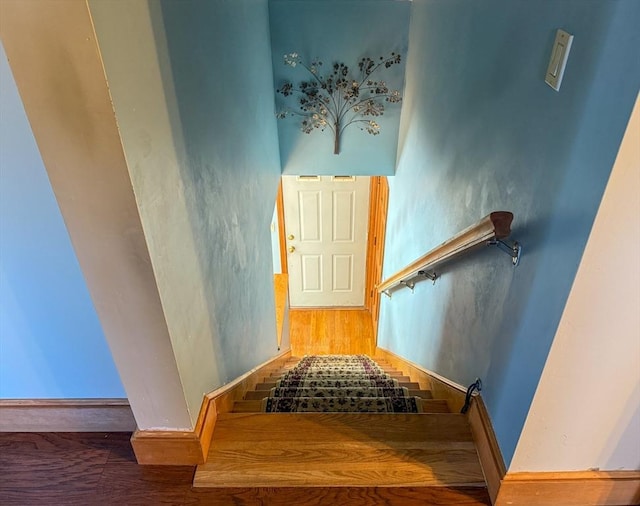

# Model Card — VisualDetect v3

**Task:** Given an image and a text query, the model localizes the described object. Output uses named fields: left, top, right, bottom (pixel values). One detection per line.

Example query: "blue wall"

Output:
left=158, top=0, right=283, bottom=386
left=0, top=42, right=125, bottom=399
left=270, top=0, right=410, bottom=175
left=379, top=0, right=640, bottom=466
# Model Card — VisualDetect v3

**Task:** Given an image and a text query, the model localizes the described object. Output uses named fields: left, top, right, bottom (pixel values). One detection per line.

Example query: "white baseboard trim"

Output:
left=0, top=398, right=136, bottom=432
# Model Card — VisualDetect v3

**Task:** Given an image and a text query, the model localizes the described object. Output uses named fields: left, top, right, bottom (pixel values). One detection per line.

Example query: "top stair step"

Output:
left=194, top=412, right=484, bottom=488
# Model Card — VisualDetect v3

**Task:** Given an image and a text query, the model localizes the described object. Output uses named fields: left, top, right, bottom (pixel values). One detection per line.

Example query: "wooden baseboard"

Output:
left=467, top=395, right=506, bottom=504
left=374, top=346, right=467, bottom=412
left=131, top=349, right=292, bottom=465
left=0, top=398, right=136, bottom=432
left=130, top=430, right=204, bottom=465
left=496, top=471, right=640, bottom=506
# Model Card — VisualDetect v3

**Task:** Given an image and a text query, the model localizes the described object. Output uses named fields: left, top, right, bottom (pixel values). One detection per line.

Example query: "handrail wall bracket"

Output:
left=487, top=239, right=521, bottom=267
left=418, top=270, right=438, bottom=284
left=400, top=279, right=416, bottom=292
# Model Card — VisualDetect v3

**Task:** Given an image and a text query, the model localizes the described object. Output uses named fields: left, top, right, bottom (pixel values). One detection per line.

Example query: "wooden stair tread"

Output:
left=243, top=388, right=434, bottom=401
left=269, top=370, right=405, bottom=378
left=265, top=368, right=405, bottom=376
left=194, top=413, right=484, bottom=488
left=232, top=398, right=450, bottom=413
left=255, top=381, right=420, bottom=390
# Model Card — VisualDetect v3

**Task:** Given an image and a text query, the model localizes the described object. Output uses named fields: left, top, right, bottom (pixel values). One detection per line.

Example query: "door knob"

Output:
left=287, top=234, right=295, bottom=240
left=288, top=246, right=296, bottom=253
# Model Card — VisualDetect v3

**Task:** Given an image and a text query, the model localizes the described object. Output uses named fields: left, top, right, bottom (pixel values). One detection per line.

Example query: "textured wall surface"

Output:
left=378, top=0, right=640, bottom=466
left=1, top=0, right=191, bottom=429
left=0, top=42, right=125, bottom=399
left=270, top=0, right=410, bottom=175
left=511, top=94, right=640, bottom=472
left=91, top=0, right=282, bottom=425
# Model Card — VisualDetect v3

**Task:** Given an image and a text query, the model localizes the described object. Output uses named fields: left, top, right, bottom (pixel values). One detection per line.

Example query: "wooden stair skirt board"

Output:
left=131, top=350, right=292, bottom=465
left=375, top=347, right=468, bottom=412
left=194, top=412, right=486, bottom=490
left=0, top=398, right=136, bottom=432
left=376, top=347, right=505, bottom=501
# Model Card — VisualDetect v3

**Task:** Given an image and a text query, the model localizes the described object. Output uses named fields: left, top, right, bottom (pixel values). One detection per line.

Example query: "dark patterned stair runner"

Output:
left=268, top=386, right=410, bottom=398
left=262, top=355, right=421, bottom=413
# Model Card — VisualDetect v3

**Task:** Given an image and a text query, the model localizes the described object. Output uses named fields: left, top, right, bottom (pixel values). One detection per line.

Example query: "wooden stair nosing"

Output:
left=260, top=374, right=414, bottom=384
left=232, top=398, right=451, bottom=413
left=255, top=381, right=421, bottom=390
left=268, top=368, right=405, bottom=378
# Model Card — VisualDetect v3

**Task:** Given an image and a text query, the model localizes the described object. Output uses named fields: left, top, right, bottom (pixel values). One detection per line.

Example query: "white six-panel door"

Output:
left=282, top=176, right=370, bottom=307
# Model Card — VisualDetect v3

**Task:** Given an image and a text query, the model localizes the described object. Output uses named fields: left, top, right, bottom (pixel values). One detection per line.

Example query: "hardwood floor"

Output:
left=0, top=317, right=491, bottom=505
left=0, top=432, right=193, bottom=505
left=289, top=308, right=375, bottom=356
left=0, top=431, right=491, bottom=505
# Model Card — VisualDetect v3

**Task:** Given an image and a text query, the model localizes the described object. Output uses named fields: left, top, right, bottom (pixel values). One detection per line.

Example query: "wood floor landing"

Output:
left=194, top=412, right=485, bottom=489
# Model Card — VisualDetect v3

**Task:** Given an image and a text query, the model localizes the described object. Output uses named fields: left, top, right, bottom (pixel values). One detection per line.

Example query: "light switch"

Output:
left=545, top=29, right=573, bottom=91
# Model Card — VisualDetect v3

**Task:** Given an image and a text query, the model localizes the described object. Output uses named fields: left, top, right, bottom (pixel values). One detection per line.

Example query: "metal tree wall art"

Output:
left=276, top=52, right=403, bottom=154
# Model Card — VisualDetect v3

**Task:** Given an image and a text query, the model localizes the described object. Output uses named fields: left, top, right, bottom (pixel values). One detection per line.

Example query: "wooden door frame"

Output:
left=365, top=176, right=389, bottom=342
left=276, top=175, right=388, bottom=320
left=276, top=181, right=288, bottom=275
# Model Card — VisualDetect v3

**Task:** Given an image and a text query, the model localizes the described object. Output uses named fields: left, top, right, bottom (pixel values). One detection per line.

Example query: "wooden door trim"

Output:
left=365, top=176, right=389, bottom=341
left=276, top=181, right=288, bottom=275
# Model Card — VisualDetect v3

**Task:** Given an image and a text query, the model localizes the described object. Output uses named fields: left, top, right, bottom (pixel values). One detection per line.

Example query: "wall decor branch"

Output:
left=276, top=52, right=403, bottom=154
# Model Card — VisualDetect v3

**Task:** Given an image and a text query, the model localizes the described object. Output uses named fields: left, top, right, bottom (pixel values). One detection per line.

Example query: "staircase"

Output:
left=194, top=354, right=490, bottom=505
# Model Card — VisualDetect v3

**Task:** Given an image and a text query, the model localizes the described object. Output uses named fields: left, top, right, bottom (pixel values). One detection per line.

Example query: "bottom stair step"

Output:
left=194, top=412, right=486, bottom=489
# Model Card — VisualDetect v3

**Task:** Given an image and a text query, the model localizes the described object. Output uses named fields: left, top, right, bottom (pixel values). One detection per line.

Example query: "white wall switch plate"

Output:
left=545, top=29, right=574, bottom=91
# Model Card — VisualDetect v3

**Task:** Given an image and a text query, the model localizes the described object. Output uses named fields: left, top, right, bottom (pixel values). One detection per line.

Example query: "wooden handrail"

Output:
left=376, top=211, right=515, bottom=294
